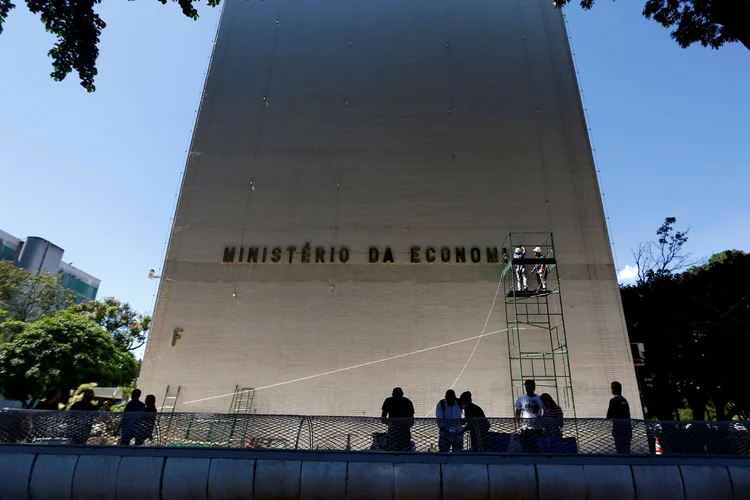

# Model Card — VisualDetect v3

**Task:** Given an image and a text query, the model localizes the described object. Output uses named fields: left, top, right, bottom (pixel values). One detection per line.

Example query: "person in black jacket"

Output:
left=460, top=391, right=490, bottom=452
left=607, top=381, right=632, bottom=454
left=69, top=389, right=97, bottom=445
left=381, top=387, right=415, bottom=452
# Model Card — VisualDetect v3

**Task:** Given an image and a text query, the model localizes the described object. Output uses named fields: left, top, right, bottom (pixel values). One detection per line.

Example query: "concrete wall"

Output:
left=1, top=445, right=749, bottom=500
left=139, top=0, right=640, bottom=418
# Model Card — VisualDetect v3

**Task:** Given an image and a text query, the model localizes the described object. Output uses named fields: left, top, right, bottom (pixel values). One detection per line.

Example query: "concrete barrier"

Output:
left=162, top=457, right=211, bottom=500
left=348, top=462, right=394, bottom=500
left=728, top=466, right=750, bottom=500
left=487, top=464, right=536, bottom=500
left=72, top=455, right=121, bottom=500
left=30, top=454, right=79, bottom=500
left=632, top=465, right=685, bottom=500
left=583, top=464, right=634, bottom=500
left=0, top=452, right=36, bottom=500
left=394, top=463, right=441, bottom=500
left=681, top=465, right=732, bottom=500
left=207, top=458, right=255, bottom=499
left=254, top=459, right=301, bottom=500
left=116, top=456, right=164, bottom=500
left=300, top=461, right=346, bottom=500
left=537, top=464, right=586, bottom=500
left=0, top=445, right=748, bottom=500
left=443, top=463, right=489, bottom=500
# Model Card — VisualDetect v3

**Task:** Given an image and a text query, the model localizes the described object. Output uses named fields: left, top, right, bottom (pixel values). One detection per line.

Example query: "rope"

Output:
left=423, top=276, right=504, bottom=417
left=181, top=327, right=510, bottom=406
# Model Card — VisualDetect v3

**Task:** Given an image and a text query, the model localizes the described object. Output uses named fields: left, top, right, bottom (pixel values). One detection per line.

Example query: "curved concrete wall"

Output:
left=1, top=446, right=748, bottom=500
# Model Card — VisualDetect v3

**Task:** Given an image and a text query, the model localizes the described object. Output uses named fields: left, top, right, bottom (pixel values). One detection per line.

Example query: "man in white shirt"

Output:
left=514, top=380, right=543, bottom=453
left=436, top=389, right=463, bottom=452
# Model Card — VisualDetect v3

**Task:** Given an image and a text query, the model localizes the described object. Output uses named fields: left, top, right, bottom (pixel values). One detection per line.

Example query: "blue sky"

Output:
left=0, top=0, right=748, bottom=316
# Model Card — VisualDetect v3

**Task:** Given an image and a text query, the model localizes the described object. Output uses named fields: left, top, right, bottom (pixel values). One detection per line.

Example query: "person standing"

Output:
left=119, top=389, right=146, bottom=446
left=436, top=390, right=463, bottom=452
left=539, top=393, right=563, bottom=436
left=607, top=381, right=632, bottom=454
left=533, top=247, right=547, bottom=292
left=460, top=391, right=490, bottom=452
left=381, top=387, right=415, bottom=452
left=34, top=388, right=61, bottom=410
left=133, top=394, right=158, bottom=446
left=69, top=389, right=97, bottom=445
left=514, top=380, right=543, bottom=452
left=513, top=246, right=528, bottom=291
left=30, top=388, right=62, bottom=442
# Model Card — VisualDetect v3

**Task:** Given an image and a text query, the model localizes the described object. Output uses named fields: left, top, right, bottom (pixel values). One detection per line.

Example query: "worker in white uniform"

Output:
left=513, top=246, right=528, bottom=291
left=533, top=246, right=547, bottom=292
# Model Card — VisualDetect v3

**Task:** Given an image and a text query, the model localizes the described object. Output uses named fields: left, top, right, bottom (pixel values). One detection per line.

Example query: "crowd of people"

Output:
left=381, top=380, right=632, bottom=453
left=21, top=381, right=632, bottom=452
left=30, top=387, right=158, bottom=446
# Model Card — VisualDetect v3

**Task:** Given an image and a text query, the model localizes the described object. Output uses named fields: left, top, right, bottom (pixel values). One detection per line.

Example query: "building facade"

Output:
left=0, top=230, right=100, bottom=304
left=139, top=0, right=640, bottom=418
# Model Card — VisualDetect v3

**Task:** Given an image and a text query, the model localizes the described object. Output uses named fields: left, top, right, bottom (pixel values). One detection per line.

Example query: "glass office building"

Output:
left=0, top=230, right=100, bottom=303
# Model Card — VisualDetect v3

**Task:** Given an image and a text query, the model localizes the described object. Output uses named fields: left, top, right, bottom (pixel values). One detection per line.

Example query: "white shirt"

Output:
left=436, top=399, right=463, bottom=430
left=515, top=394, right=542, bottom=428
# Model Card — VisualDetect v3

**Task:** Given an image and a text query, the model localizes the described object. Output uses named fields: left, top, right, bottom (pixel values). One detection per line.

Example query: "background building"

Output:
left=140, top=0, right=640, bottom=418
left=0, top=229, right=100, bottom=303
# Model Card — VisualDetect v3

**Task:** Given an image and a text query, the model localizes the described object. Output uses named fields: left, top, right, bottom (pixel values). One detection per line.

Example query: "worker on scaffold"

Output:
left=533, top=246, right=547, bottom=292
left=514, top=246, right=528, bottom=291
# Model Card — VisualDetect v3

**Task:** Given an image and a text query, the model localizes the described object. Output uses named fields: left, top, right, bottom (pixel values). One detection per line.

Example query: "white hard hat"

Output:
left=533, top=247, right=542, bottom=253
left=514, top=247, right=522, bottom=254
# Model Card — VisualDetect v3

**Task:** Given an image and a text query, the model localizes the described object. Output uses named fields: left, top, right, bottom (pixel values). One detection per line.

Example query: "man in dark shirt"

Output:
left=460, top=391, right=491, bottom=452
left=70, top=389, right=97, bottom=411
left=69, top=389, right=97, bottom=445
left=120, top=389, right=146, bottom=446
left=381, top=387, right=415, bottom=452
left=606, top=381, right=632, bottom=454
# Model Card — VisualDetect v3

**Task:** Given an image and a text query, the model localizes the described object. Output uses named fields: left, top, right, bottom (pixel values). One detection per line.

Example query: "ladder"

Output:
left=230, top=386, right=255, bottom=414
left=228, top=386, right=255, bottom=447
left=161, top=385, right=181, bottom=413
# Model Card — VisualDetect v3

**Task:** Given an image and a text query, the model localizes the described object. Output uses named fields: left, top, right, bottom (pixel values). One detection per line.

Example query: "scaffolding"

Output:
left=501, top=233, right=576, bottom=416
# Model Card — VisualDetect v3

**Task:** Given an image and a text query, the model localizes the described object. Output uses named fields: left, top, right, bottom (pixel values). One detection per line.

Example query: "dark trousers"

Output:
left=385, top=424, right=411, bottom=452
left=521, top=429, right=542, bottom=453
left=468, top=429, right=491, bottom=452
left=613, top=430, right=632, bottom=454
left=439, top=428, right=463, bottom=452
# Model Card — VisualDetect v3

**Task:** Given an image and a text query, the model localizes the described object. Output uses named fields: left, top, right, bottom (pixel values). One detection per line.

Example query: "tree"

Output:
left=555, top=0, right=750, bottom=52
left=621, top=250, right=750, bottom=420
left=0, top=0, right=220, bottom=92
left=70, top=297, right=152, bottom=351
left=0, top=261, right=73, bottom=324
left=0, top=311, right=139, bottom=408
left=632, top=217, right=695, bottom=284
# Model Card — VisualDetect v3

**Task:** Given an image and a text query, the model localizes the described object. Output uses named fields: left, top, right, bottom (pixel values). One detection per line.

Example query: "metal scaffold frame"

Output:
left=501, top=232, right=576, bottom=417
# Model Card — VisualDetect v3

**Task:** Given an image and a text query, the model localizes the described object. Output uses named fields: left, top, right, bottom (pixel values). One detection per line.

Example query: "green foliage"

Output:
left=0, top=0, right=221, bottom=91
left=632, top=217, right=693, bottom=284
left=70, top=297, right=152, bottom=351
left=0, top=261, right=73, bottom=324
left=622, top=250, right=750, bottom=420
left=554, top=0, right=750, bottom=51
left=65, top=382, right=99, bottom=410
left=685, top=250, right=748, bottom=275
left=0, top=311, right=138, bottom=408
left=3, top=0, right=745, bottom=91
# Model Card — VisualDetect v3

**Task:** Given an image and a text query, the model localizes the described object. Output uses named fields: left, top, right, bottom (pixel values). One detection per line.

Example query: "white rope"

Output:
left=181, top=327, right=510, bottom=406
left=423, top=277, right=504, bottom=417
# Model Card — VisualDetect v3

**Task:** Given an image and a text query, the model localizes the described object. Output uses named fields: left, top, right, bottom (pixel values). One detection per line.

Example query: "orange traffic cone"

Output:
left=655, top=437, right=663, bottom=456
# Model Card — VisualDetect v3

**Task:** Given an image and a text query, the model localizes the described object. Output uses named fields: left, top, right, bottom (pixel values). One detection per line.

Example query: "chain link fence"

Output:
left=0, top=409, right=747, bottom=456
